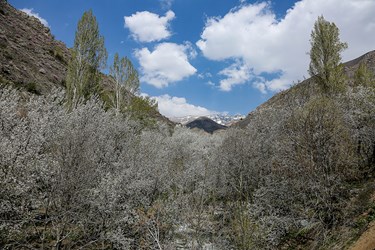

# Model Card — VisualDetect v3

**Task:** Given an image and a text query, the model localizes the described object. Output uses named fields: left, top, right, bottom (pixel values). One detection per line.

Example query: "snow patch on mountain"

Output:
left=171, top=113, right=245, bottom=126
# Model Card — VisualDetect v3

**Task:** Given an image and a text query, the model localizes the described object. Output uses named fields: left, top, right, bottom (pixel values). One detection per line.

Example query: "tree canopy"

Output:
left=109, top=53, right=139, bottom=115
left=308, top=16, right=348, bottom=94
left=66, top=9, right=107, bottom=110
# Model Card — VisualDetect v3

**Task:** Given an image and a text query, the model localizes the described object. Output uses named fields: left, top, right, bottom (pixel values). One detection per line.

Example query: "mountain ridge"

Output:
left=171, top=113, right=245, bottom=126
left=185, top=116, right=227, bottom=134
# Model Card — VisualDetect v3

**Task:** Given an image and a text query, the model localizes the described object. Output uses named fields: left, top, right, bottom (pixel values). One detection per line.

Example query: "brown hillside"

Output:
left=350, top=221, right=375, bottom=250
left=0, top=0, right=69, bottom=91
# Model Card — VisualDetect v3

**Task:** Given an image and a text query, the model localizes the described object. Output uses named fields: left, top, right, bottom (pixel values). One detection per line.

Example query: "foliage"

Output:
left=109, top=53, right=139, bottom=115
left=354, top=62, right=375, bottom=88
left=49, top=45, right=66, bottom=64
left=283, top=97, right=355, bottom=225
left=309, top=16, right=348, bottom=94
left=24, top=82, right=41, bottom=95
left=1, top=77, right=375, bottom=249
left=65, top=9, right=107, bottom=110
left=110, top=53, right=139, bottom=95
left=229, top=202, right=262, bottom=250
left=343, top=86, right=375, bottom=172
left=214, top=129, right=260, bottom=202
left=127, top=95, right=158, bottom=129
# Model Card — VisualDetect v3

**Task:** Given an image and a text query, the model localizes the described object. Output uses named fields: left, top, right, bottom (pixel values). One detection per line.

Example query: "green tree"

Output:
left=109, top=53, right=139, bottom=115
left=66, top=10, right=107, bottom=110
left=354, top=62, right=374, bottom=88
left=129, top=96, right=158, bottom=129
left=281, top=96, right=355, bottom=228
left=308, top=16, right=348, bottom=94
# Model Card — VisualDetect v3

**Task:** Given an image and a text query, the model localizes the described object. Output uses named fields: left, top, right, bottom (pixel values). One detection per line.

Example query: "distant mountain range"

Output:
left=171, top=113, right=245, bottom=126
left=185, top=116, right=227, bottom=134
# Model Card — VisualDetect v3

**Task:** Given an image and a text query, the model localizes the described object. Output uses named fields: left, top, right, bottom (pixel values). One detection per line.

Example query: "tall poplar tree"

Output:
left=109, top=53, right=139, bottom=115
left=66, top=10, right=107, bottom=110
left=308, top=16, right=348, bottom=94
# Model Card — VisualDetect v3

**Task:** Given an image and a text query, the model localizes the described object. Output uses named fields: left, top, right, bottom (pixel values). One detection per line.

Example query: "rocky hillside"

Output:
left=0, top=0, right=118, bottom=92
left=235, top=50, right=375, bottom=129
left=0, top=0, right=70, bottom=92
left=186, top=116, right=227, bottom=134
left=0, top=0, right=174, bottom=126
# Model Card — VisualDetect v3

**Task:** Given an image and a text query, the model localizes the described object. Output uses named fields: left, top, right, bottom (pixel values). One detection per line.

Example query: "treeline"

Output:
left=0, top=12, right=375, bottom=250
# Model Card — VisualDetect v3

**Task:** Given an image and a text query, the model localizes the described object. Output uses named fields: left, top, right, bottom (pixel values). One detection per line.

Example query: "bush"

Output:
left=49, top=45, right=66, bottom=64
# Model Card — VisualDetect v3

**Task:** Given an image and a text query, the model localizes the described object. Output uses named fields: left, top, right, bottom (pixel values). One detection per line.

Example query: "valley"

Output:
left=1, top=0, right=375, bottom=249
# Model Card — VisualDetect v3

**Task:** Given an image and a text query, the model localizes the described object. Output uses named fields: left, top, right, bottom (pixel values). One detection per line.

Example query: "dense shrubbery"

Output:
left=0, top=87, right=224, bottom=249
left=1, top=81, right=374, bottom=249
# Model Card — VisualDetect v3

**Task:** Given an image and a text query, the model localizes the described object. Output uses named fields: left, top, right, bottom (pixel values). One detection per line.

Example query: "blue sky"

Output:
left=9, top=0, right=375, bottom=118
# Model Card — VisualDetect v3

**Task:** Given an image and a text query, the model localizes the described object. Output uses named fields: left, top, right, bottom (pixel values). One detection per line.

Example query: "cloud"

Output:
left=198, top=72, right=213, bottom=79
left=135, top=42, right=197, bottom=88
left=124, top=10, right=175, bottom=42
left=197, top=0, right=375, bottom=92
left=20, top=8, right=49, bottom=27
left=153, top=94, right=214, bottom=118
left=253, top=81, right=267, bottom=94
left=206, top=81, right=216, bottom=87
left=160, top=0, right=174, bottom=9
left=219, top=61, right=252, bottom=91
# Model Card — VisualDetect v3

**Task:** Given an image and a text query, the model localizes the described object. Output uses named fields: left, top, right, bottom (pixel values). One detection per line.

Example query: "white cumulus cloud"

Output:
left=197, top=0, right=375, bottom=93
left=219, top=61, right=252, bottom=91
left=124, top=10, right=175, bottom=42
left=154, top=94, right=214, bottom=118
left=135, top=42, right=197, bottom=88
left=20, top=8, right=49, bottom=27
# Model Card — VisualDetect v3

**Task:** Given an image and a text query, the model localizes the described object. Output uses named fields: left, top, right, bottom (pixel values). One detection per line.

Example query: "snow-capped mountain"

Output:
left=171, top=114, right=245, bottom=126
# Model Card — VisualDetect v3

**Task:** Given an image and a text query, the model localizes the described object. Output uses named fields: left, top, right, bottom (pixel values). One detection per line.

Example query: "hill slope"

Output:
left=0, top=0, right=69, bottom=91
left=0, top=0, right=173, bottom=126
left=234, top=50, right=375, bottom=129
